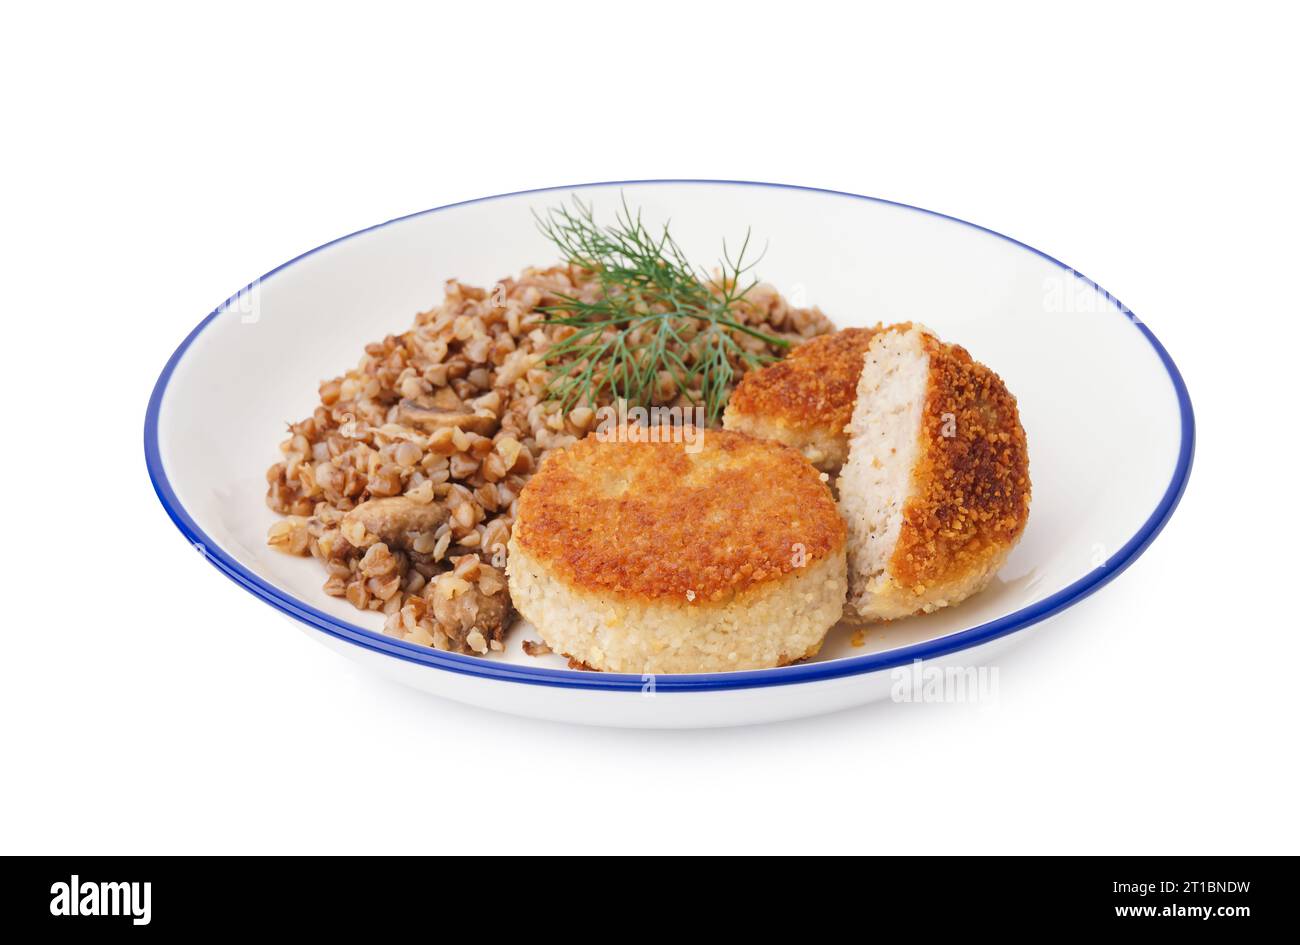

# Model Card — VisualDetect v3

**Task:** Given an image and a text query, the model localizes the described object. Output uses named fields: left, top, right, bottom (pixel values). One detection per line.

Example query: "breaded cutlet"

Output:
left=507, top=427, right=847, bottom=673
left=838, top=324, right=1031, bottom=622
left=723, top=326, right=880, bottom=473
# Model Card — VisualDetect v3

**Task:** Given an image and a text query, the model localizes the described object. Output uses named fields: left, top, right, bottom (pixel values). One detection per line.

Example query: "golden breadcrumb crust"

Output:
left=725, top=327, right=880, bottom=440
left=889, top=331, right=1031, bottom=594
left=512, top=427, right=845, bottom=603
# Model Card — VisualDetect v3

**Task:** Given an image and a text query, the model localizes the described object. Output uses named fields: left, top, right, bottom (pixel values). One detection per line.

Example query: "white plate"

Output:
left=145, top=180, right=1194, bottom=728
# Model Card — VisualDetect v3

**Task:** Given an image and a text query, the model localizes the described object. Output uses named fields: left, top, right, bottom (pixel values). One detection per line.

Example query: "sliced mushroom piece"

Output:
left=341, top=496, right=447, bottom=550
left=430, top=386, right=464, bottom=410
left=428, top=569, right=514, bottom=652
left=396, top=398, right=499, bottom=436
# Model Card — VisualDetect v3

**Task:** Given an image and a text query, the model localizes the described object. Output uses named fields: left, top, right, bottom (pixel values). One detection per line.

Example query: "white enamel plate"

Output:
left=145, top=181, right=1194, bottom=728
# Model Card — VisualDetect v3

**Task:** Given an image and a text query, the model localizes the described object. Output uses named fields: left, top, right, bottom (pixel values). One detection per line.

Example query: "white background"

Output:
left=2, top=1, right=1296, bottom=855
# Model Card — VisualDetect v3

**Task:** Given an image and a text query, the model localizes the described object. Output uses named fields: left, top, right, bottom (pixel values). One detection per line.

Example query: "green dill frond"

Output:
left=532, top=194, right=787, bottom=424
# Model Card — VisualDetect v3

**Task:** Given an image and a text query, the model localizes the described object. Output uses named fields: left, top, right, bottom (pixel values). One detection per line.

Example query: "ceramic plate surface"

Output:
left=145, top=180, right=1193, bottom=727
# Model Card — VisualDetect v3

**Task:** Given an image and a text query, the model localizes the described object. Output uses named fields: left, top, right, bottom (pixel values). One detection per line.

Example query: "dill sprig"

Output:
left=533, top=195, right=789, bottom=424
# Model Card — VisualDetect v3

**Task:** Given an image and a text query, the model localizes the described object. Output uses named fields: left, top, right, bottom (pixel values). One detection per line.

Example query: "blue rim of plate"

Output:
left=144, top=179, right=1195, bottom=693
